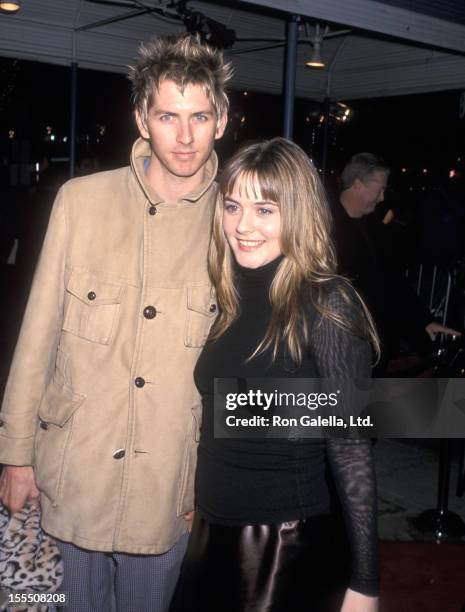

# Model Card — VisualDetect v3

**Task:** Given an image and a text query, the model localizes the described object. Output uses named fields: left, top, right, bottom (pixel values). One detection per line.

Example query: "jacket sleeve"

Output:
left=308, top=285, right=380, bottom=597
left=0, top=187, right=67, bottom=466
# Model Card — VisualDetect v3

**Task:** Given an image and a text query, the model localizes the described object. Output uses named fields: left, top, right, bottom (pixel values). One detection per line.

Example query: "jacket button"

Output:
left=135, top=377, right=145, bottom=388
left=40, top=421, right=48, bottom=430
left=209, top=303, right=217, bottom=313
left=87, top=291, right=96, bottom=301
left=148, top=206, right=157, bottom=216
left=113, top=449, right=125, bottom=459
left=143, top=306, right=157, bottom=319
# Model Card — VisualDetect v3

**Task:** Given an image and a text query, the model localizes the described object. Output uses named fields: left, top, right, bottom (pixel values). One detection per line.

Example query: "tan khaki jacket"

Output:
left=0, top=138, right=217, bottom=554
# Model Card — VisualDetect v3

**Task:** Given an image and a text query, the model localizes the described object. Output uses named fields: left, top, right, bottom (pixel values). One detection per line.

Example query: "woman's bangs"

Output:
left=230, top=170, right=281, bottom=206
left=254, top=168, right=281, bottom=205
left=221, top=170, right=255, bottom=199
left=220, top=145, right=286, bottom=206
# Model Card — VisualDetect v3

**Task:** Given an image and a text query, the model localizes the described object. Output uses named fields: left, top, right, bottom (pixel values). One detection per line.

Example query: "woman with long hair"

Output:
left=172, top=137, right=380, bottom=612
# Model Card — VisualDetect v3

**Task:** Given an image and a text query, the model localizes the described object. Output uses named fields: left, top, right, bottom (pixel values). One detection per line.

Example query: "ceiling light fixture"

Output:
left=0, top=0, right=20, bottom=12
left=305, top=23, right=325, bottom=69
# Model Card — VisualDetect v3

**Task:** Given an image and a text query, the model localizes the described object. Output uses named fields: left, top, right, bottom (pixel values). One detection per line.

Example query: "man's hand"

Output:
left=425, top=322, right=462, bottom=342
left=183, top=511, right=195, bottom=533
left=0, top=466, right=40, bottom=513
left=340, top=588, right=379, bottom=612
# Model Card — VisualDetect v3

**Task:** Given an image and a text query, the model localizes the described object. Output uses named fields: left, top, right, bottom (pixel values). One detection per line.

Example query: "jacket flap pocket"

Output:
left=38, top=381, right=85, bottom=427
left=66, top=270, right=124, bottom=306
left=187, top=286, right=216, bottom=317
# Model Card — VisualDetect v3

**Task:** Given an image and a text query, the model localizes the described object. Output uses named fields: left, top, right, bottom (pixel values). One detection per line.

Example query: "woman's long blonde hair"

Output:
left=209, top=137, right=379, bottom=365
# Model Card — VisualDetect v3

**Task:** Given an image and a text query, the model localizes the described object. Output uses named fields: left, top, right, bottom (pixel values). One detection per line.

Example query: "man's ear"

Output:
left=135, top=110, right=149, bottom=140
left=215, top=112, right=228, bottom=140
left=353, top=178, right=363, bottom=192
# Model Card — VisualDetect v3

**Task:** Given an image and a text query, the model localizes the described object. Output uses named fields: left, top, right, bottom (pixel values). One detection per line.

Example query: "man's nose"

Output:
left=177, top=120, right=193, bottom=145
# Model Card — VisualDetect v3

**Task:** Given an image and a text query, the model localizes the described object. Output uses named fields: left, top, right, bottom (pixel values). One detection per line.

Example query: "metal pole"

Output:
left=323, top=36, right=347, bottom=181
left=322, top=96, right=330, bottom=178
left=412, top=438, right=465, bottom=540
left=75, top=8, right=151, bottom=32
left=442, top=271, right=452, bottom=327
left=283, top=15, right=299, bottom=140
left=70, top=61, right=78, bottom=178
left=437, top=440, right=451, bottom=515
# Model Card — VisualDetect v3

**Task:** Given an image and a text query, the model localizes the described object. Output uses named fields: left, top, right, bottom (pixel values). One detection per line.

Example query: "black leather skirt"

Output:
left=171, top=513, right=350, bottom=612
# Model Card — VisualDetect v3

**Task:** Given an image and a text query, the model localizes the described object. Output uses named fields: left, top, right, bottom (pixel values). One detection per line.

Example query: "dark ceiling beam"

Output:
left=240, top=0, right=465, bottom=54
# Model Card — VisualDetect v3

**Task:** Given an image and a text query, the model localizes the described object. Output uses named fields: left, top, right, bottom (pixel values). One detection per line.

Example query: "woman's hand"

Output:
left=340, top=588, right=379, bottom=612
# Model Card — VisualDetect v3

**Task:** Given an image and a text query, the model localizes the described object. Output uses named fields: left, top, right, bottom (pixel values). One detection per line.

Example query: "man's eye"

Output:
left=194, top=114, right=208, bottom=122
left=160, top=114, right=173, bottom=121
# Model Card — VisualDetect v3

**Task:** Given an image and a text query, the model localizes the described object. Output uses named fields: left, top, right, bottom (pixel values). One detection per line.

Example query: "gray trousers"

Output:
left=56, top=535, right=188, bottom=612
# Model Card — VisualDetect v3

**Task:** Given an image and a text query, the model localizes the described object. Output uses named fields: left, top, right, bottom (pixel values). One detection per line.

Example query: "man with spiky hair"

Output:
left=0, top=34, right=231, bottom=611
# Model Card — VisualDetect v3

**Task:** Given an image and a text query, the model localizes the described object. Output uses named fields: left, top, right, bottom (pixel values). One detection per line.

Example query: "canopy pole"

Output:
left=70, top=61, right=78, bottom=178
left=322, top=96, right=330, bottom=179
left=322, top=36, right=347, bottom=180
left=283, top=15, right=299, bottom=140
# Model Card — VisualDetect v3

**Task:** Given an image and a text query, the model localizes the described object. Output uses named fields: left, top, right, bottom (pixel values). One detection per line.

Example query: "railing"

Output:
left=407, top=263, right=465, bottom=538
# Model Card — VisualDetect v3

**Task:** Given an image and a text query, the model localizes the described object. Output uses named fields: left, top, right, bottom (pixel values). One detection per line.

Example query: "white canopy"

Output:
left=1, top=0, right=465, bottom=100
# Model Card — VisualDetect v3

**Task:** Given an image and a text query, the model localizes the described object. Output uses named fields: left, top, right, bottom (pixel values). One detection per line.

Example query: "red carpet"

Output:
left=380, top=541, right=465, bottom=612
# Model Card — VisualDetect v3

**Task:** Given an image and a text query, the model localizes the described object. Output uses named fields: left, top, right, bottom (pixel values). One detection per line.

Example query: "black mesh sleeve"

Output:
left=308, top=285, right=380, bottom=597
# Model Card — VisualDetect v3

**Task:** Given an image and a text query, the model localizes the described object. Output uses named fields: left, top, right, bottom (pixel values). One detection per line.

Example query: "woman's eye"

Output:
left=258, top=207, right=273, bottom=215
left=224, top=203, right=239, bottom=213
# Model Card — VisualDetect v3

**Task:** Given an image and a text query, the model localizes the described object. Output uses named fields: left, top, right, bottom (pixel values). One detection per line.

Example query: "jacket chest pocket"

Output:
left=63, top=270, right=124, bottom=345
left=184, top=286, right=217, bottom=348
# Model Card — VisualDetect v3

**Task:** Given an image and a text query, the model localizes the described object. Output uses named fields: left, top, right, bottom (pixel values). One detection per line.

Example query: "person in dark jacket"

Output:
left=332, top=152, right=459, bottom=369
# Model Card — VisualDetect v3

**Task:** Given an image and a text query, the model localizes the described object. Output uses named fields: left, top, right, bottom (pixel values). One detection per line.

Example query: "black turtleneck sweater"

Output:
left=194, top=257, right=379, bottom=596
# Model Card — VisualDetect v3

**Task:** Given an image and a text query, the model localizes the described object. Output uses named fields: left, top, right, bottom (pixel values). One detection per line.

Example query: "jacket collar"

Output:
left=130, top=137, right=218, bottom=206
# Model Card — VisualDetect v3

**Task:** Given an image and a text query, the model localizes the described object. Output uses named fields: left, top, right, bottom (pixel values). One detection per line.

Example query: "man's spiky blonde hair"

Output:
left=128, top=33, right=233, bottom=120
